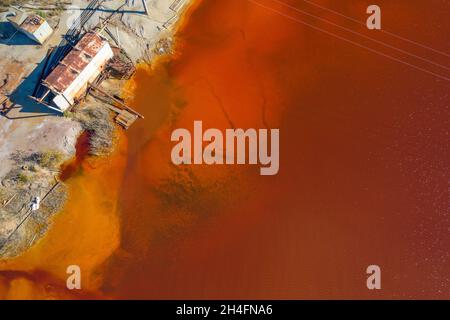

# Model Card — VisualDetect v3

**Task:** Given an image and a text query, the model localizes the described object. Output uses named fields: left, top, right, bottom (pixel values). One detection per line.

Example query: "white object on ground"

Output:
left=31, top=196, right=40, bottom=211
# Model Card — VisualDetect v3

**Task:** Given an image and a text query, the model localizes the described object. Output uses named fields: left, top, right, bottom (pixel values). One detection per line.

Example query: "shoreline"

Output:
left=0, top=0, right=197, bottom=259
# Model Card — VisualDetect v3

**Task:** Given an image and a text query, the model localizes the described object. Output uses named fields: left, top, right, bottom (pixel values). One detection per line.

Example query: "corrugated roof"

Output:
left=20, top=14, right=45, bottom=33
left=44, top=32, right=108, bottom=93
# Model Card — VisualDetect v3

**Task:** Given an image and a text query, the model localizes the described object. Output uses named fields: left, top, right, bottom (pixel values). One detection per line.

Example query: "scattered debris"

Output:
left=89, top=83, right=143, bottom=125
left=0, top=0, right=194, bottom=258
left=107, top=49, right=136, bottom=80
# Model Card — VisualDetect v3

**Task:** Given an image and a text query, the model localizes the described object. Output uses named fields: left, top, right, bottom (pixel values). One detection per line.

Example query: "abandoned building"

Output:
left=7, top=9, right=53, bottom=44
left=40, top=32, right=114, bottom=112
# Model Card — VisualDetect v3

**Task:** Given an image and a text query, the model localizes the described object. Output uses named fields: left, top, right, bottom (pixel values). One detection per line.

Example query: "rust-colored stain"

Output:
left=0, top=0, right=448, bottom=299
left=20, top=14, right=45, bottom=34
left=44, top=32, right=107, bottom=93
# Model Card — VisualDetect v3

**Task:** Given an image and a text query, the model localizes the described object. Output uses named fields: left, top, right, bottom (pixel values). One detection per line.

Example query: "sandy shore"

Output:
left=0, top=0, right=193, bottom=257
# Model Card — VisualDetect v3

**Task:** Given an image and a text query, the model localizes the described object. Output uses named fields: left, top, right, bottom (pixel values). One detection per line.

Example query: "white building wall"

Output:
left=52, top=43, right=114, bottom=112
left=52, top=94, right=71, bottom=112
left=33, top=21, right=53, bottom=44
left=9, top=16, right=53, bottom=44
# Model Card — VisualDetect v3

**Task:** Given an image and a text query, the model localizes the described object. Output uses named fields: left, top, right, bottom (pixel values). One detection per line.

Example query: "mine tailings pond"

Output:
left=0, top=0, right=448, bottom=299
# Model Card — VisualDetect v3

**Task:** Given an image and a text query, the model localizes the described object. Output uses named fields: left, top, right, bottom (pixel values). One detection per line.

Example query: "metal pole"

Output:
left=142, top=0, right=149, bottom=16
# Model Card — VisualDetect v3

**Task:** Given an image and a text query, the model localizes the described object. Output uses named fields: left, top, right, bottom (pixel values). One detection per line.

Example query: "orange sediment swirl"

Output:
left=0, top=134, right=128, bottom=299
left=1, top=0, right=448, bottom=299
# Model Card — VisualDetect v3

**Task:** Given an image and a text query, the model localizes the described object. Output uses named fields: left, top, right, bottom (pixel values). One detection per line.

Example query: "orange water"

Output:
left=0, top=0, right=449, bottom=299
left=0, top=134, right=128, bottom=299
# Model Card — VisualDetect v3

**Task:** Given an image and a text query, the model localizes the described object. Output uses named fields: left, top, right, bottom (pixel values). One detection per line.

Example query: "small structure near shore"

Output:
left=40, top=32, right=114, bottom=112
left=29, top=7, right=142, bottom=130
left=7, top=9, right=53, bottom=45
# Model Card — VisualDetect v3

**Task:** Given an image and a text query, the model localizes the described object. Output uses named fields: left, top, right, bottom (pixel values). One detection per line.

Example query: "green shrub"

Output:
left=17, top=172, right=29, bottom=183
left=63, top=110, right=74, bottom=118
left=0, top=187, right=7, bottom=202
left=39, top=150, right=64, bottom=169
left=35, top=10, right=47, bottom=19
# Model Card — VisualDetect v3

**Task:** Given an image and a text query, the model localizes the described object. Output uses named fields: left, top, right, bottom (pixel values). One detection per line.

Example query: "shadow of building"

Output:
left=3, top=56, right=60, bottom=119
left=0, top=21, right=38, bottom=46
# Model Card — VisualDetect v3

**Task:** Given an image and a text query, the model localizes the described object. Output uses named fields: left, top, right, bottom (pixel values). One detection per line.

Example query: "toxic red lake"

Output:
left=0, top=0, right=448, bottom=299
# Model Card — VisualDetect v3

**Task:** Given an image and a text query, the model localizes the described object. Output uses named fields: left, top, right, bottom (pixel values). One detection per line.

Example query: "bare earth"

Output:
left=0, top=0, right=191, bottom=257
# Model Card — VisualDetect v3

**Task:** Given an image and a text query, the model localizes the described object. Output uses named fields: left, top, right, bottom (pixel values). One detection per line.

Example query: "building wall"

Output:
left=52, top=93, right=71, bottom=112
left=52, top=42, right=114, bottom=111
left=33, top=21, right=53, bottom=44
left=9, top=17, right=53, bottom=44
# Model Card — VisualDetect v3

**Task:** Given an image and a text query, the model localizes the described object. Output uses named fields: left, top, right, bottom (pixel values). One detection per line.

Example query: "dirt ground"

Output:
left=0, top=0, right=191, bottom=257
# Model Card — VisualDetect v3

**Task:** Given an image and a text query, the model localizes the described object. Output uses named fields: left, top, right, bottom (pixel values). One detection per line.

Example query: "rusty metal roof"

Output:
left=20, top=14, right=45, bottom=33
left=44, top=32, right=107, bottom=94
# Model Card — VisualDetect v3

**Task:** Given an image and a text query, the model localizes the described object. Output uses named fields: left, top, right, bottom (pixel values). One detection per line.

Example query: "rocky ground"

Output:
left=0, top=0, right=191, bottom=257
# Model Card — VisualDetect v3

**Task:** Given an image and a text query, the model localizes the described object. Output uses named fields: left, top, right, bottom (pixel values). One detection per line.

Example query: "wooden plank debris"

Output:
left=90, top=84, right=144, bottom=119
left=115, top=110, right=138, bottom=129
left=88, top=84, right=143, bottom=129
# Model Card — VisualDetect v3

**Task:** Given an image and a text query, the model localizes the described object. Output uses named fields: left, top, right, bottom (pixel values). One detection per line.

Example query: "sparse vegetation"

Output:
left=74, top=106, right=115, bottom=156
left=0, top=178, right=67, bottom=258
left=0, top=1, right=69, bottom=14
left=0, top=187, right=7, bottom=203
left=38, top=150, right=64, bottom=169
left=63, top=109, right=74, bottom=118
left=0, top=0, right=28, bottom=10
left=10, top=149, right=64, bottom=170
left=0, top=1, right=25, bottom=7
left=35, top=10, right=47, bottom=18
left=0, top=0, right=193, bottom=260
left=17, top=171, right=29, bottom=183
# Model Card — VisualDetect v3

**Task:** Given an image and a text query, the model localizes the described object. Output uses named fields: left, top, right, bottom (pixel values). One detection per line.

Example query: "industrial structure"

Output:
left=7, top=9, right=53, bottom=44
left=38, top=32, right=114, bottom=112
left=25, top=0, right=171, bottom=128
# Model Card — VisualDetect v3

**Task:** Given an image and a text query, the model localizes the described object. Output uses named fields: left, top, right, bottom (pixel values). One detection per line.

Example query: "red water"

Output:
left=59, top=131, right=91, bottom=181
left=0, top=0, right=448, bottom=299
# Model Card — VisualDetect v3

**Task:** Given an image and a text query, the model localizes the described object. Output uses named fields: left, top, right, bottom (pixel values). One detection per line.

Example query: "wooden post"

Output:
left=90, top=84, right=144, bottom=119
left=39, top=89, right=51, bottom=102
left=116, top=26, right=120, bottom=46
left=3, top=194, right=17, bottom=207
